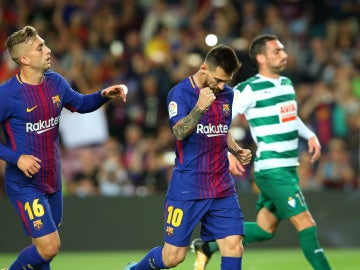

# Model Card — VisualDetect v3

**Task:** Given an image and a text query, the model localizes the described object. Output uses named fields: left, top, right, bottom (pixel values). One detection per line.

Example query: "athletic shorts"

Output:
left=163, top=195, right=244, bottom=247
left=6, top=183, right=63, bottom=238
left=254, top=167, right=308, bottom=220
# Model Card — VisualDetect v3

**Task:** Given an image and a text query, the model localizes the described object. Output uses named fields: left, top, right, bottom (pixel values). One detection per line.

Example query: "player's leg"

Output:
left=201, top=196, right=244, bottom=270
left=125, top=198, right=208, bottom=269
left=263, top=168, right=332, bottom=270
left=6, top=187, right=61, bottom=270
left=192, top=199, right=277, bottom=270
left=290, top=209, right=332, bottom=269
left=216, top=235, right=244, bottom=270
left=125, top=244, right=186, bottom=270
left=242, top=207, right=277, bottom=245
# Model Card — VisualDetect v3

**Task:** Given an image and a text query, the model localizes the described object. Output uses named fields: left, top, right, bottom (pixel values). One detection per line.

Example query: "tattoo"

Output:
left=228, top=147, right=240, bottom=157
left=172, top=105, right=205, bottom=140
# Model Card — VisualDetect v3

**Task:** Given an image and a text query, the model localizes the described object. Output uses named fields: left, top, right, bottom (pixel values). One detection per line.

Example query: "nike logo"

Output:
left=26, top=105, right=38, bottom=113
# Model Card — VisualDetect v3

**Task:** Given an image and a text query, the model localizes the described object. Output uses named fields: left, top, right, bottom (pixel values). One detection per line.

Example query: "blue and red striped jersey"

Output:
left=0, top=71, right=109, bottom=193
left=166, top=76, right=236, bottom=200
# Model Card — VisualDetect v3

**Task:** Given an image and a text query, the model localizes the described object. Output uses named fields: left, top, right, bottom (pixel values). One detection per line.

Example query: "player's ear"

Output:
left=20, top=55, right=30, bottom=66
left=256, top=54, right=265, bottom=66
left=200, top=63, right=208, bottom=74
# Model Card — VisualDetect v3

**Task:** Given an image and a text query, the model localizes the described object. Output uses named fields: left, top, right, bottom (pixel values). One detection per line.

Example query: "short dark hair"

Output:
left=5, top=26, right=38, bottom=64
left=249, top=34, right=278, bottom=66
left=205, top=44, right=241, bottom=75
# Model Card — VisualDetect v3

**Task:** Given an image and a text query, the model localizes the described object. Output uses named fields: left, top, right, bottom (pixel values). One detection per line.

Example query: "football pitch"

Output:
left=0, top=248, right=359, bottom=269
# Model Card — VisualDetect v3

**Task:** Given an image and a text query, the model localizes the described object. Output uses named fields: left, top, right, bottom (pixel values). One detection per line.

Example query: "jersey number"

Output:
left=24, top=199, right=45, bottom=220
left=166, top=206, right=183, bottom=227
left=295, top=191, right=306, bottom=207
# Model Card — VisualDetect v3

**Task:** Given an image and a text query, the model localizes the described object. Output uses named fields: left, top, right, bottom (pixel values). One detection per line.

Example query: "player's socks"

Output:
left=9, top=245, right=50, bottom=270
left=134, top=246, right=166, bottom=269
left=242, top=221, right=274, bottom=245
left=221, top=256, right=242, bottom=270
left=298, top=226, right=331, bottom=270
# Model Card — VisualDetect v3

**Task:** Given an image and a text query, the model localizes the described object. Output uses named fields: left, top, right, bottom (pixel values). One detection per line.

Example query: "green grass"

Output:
left=1, top=248, right=359, bottom=269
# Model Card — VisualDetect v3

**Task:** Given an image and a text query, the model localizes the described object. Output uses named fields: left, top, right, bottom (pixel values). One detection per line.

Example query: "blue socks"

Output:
left=221, top=256, right=242, bottom=270
left=133, top=246, right=166, bottom=269
left=9, top=245, right=50, bottom=270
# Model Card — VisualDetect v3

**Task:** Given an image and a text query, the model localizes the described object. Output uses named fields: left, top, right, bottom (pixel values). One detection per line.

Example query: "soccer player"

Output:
left=0, top=26, right=127, bottom=270
left=125, top=45, right=252, bottom=270
left=192, top=34, right=332, bottom=270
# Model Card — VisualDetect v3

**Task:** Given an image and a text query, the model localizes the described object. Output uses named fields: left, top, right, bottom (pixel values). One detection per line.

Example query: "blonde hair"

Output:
left=5, top=26, right=38, bottom=65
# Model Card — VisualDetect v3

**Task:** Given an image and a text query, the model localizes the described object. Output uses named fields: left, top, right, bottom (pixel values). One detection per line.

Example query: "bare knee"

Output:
left=33, top=232, right=61, bottom=260
left=37, top=241, right=60, bottom=260
left=290, top=211, right=316, bottom=231
left=162, top=244, right=187, bottom=268
left=218, top=235, right=244, bottom=257
left=163, top=253, right=186, bottom=267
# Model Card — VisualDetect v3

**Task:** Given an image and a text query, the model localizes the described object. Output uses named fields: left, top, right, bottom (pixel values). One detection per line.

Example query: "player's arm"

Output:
left=227, top=131, right=252, bottom=165
left=297, top=117, right=321, bottom=163
left=61, top=73, right=127, bottom=113
left=172, top=87, right=215, bottom=140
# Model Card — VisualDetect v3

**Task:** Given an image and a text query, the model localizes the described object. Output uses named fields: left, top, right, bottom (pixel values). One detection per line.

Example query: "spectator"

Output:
left=315, top=138, right=357, bottom=190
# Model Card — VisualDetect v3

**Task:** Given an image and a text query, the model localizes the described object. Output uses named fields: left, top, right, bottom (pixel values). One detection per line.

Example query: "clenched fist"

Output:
left=235, top=148, right=252, bottom=165
left=196, top=87, right=216, bottom=111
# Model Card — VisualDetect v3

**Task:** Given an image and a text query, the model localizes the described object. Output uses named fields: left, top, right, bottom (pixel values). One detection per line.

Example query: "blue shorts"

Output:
left=6, top=183, right=63, bottom=238
left=164, top=196, right=244, bottom=247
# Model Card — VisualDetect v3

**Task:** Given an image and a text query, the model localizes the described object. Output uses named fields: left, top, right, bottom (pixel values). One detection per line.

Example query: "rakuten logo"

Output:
left=196, top=123, right=229, bottom=137
left=26, top=116, right=60, bottom=134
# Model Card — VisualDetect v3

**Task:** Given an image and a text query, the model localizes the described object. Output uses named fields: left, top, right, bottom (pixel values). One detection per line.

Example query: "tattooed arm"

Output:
left=172, top=105, right=206, bottom=140
left=172, top=87, right=215, bottom=141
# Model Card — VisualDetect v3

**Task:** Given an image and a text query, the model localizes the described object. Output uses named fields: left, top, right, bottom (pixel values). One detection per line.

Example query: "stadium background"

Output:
left=0, top=0, right=359, bottom=255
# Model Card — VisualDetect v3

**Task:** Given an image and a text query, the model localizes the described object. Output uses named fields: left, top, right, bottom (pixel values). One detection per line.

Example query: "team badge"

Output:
left=223, top=103, right=230, bottom=117
left=168, top=101, right=177, bottom=118
left=166, top=226, right=174, bottom=236
left=52, top=95, right=61, bottom=108
left=33, top=219, right=43, bottom=230
left=287, top=196, right=296, bottom=208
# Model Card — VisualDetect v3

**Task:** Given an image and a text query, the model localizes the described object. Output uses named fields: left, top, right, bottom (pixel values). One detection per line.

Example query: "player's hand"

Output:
left=308, top=136, right=321, bottom=163
left=228, top=153, right=246, bottom=176
left=17, top=154, right=42, bottom=178
left=196, top=87, right=216, bottom=111
left=235, top=148, right=252, bottom=165
left=101, top=84, right=128, bottom=102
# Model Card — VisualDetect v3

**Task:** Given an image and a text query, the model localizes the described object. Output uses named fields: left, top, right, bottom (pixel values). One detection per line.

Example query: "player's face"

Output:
left=205, top=66, right=232, bottom=94
left=263, top=39, right=288, bottom=75
left=24, top=35, right=52, bottom=71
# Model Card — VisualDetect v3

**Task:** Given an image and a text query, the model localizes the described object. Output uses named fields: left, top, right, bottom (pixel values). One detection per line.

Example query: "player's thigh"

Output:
left=255, top=168, right=308, bottom=220
left=48, top=189, right=63, bottom=227
left=201, top=195, right=244, bottom=242
left=163, top=197, right=211, bottom=247
left=7, top=186, right=60, bottom=237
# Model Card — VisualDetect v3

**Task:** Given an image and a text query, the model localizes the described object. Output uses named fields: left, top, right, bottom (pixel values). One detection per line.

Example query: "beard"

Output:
left=204, top=81, right=221, bottom=95
left=212, top=88, right=221, bottom=95
left=271, top=65, right=286, bottom=75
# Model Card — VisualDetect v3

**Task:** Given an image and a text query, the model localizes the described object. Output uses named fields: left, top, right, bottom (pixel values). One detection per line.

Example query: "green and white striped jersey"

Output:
left=232, top=74, right=315, bottom=172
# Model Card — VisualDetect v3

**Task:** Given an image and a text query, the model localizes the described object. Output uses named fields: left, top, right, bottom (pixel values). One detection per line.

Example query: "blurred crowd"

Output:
left=0, top=0, right=359, bottom=197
